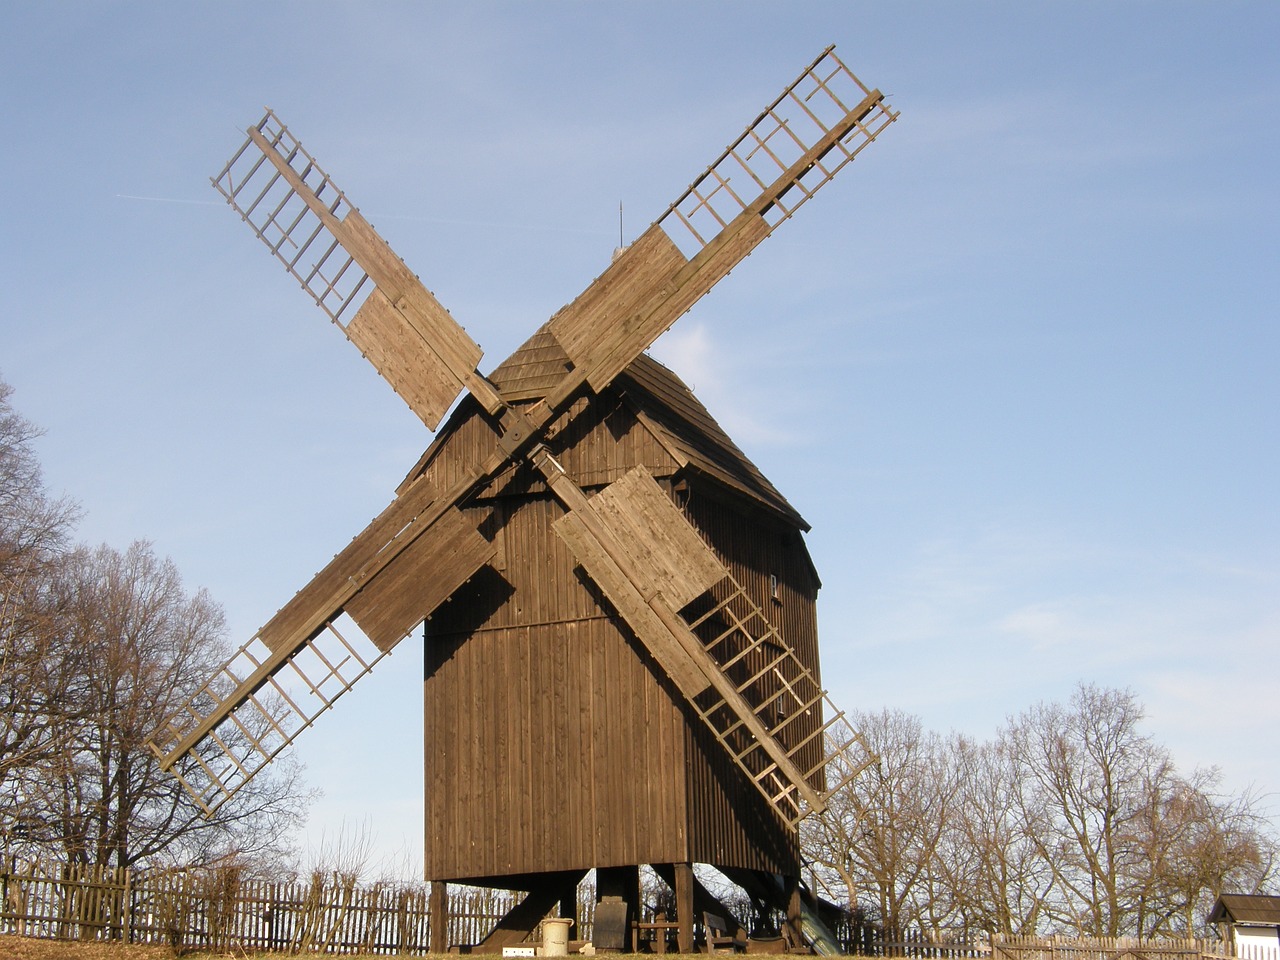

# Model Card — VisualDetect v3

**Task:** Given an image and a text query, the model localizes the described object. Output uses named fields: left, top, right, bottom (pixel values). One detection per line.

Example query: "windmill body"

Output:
left=419, top=331, right=818, bottom=887
left=149, top=47, right=897, bottom=951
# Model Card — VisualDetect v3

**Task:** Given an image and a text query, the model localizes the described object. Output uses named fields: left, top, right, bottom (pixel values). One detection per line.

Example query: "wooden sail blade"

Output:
left=547, top=47, right=896, bottom=397
left=344, top=505, right=496, bottom=649
left=147, top=475, right=496, bottom=814
left=585, top=466, right=728, bottom=609
left=535, top=453, right=831, bottom=827
left=147, top=613, right=388, bottom=815
left=546, top=225, right=690, bottom=398
left=551, top=506, right=711, bottom=701
left=212, top=109, right=500, bottom=428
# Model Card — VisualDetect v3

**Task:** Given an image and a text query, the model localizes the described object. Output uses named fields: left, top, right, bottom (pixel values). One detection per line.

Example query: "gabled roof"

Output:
left=485, top=327, right=573, bottom=402
left=1208, top=894, right=1280, bottom=926
left=618, top=353, right=807, bottom=530
left=486, top=325, right=808, bottom=529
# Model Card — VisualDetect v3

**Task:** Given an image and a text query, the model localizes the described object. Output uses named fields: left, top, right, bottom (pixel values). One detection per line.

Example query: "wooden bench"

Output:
left=703, top=912, right=744, bottom=954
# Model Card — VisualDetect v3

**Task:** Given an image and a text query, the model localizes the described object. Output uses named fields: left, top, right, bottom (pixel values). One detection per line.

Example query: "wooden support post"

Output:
left=429, top=881, right=449, bottom=954
left=783, top=875, right=803, bottom=952
left=674, top=862, right=694, bottom=954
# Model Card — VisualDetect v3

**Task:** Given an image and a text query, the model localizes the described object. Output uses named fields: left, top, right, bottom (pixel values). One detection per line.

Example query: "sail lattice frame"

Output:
left=212, top=109, right=373, bottom=325
left=148, top=615, right=386, bottom=815
left=658, top=46, right=898, bottom=257
left=682, top=572, right=873, bottom=828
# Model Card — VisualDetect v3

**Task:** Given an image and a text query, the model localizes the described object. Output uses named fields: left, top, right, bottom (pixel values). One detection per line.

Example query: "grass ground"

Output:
left=0, top=947, right=445, bottom=959
left=0, top=939, right=718, bottom=960
left=2, top=938, right=186, bottom=959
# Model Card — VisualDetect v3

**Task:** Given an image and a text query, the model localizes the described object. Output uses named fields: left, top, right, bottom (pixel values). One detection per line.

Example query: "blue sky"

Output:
left=3, top=2, right=1277, bottom=877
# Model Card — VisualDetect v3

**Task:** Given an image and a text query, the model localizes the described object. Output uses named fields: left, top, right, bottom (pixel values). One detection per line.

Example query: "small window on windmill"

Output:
left=770, top=573, right=780, bottom=603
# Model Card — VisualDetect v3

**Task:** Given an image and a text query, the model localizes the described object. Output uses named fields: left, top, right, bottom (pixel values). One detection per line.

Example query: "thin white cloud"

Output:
left=823, top=514, right=1280, bottom=804
left=649, top=321, right=805, bottom=448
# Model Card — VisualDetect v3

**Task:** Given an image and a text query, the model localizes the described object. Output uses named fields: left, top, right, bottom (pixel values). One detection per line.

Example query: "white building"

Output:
left=1209, top=895, right=1280, bottom=959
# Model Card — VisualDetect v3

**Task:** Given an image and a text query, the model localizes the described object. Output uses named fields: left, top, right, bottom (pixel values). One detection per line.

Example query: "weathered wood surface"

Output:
left=585, top=466, right=727, bottom=609
left=345, top=504, right=495, bottom=650
left=548, top=225, right=689, bottom=394
left=413, top=351, right=821, bottom=880
left=346, top=287, right=477, bottom=430
left=542, top=458, right=828, bottom=825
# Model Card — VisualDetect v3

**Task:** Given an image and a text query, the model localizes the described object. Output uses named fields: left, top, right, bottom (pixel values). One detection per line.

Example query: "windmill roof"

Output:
left=487, top=326, right=808, bottom=529
left=1208, top=894, right=1280, bottom=926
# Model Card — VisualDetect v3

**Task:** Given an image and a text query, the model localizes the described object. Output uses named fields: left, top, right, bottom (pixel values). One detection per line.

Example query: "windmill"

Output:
left=149, top=47, right=897, bottom=952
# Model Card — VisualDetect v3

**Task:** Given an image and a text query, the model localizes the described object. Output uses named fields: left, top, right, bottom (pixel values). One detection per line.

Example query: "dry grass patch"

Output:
left=0, top=937, right=183, bottom=960
left=0, top=942, right=717, bottom=960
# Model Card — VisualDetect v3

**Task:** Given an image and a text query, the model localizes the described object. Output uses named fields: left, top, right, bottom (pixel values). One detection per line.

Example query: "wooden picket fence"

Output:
left=0, top=861, right=1265, bottom=960
left=991, top=935, right=1243, bottom=960
left=844, top=932, right=1242, bottom=960
left=842, top=928, right=990, bottom=957
left=0, top=859, right=595, bottom=953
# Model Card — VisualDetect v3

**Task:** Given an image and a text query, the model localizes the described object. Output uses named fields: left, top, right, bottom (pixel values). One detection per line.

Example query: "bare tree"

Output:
left=0, top=376, right=82, bottom=839
left=1004, top=684, right=1158, bottom=935
left=0, top=379, right=311, bottom=869
left=30, top=541, right=310, bottom=868
left=943, top=733, right=1054, bottom=936
left=804, top=709, right=961, bottom=938
left=802, top=686, right=1277, bottom=942
left=1003, top=683, right=1278, bottom=937
left=1128, top=764, right=1276, bottom=937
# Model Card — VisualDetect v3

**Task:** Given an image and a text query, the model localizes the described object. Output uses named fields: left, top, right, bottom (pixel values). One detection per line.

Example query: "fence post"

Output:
left=121, top=867, right=132, bottom=944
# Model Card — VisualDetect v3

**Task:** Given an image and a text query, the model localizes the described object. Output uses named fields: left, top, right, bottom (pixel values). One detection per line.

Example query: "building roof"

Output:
left=486, top=325, right=809, bottom=529
left=1208, top=894, right=1280, bottom=926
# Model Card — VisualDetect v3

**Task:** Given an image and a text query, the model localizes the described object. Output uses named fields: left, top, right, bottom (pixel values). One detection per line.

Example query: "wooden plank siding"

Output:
left=416, top=335, right=820, bottom=885
left=423, top=612, right=691, bottom=881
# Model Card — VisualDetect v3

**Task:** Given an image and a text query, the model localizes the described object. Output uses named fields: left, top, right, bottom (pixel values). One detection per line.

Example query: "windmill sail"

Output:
left=548, top=46, right=897, bottom=397
left=680, top=572, right=873, bottom=827
left=149, top=480, right=496, bottom=814
left=148, top=614, right=385, bottom=815
left=212, top=109, right=500, bottom=427
left=540, top=460, right=871, bottom=828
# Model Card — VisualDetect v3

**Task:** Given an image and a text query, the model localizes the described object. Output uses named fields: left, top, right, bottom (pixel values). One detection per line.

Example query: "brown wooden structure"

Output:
left=148, top=47, right=897, bottom=952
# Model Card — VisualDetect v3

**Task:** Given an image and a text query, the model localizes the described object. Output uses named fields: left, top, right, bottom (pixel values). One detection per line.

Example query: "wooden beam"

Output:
left=429, top=881, right=449, bottom=954
left=674, top=862, right=695, bottom=954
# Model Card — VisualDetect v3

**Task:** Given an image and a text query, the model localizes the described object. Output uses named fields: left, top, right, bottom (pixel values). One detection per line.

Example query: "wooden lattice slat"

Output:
left=147, top=615, right=387, bottom=815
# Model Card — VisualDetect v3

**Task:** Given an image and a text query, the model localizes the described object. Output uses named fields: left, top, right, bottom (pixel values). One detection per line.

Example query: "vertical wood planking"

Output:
left=418, top=355, right=819, bottom=881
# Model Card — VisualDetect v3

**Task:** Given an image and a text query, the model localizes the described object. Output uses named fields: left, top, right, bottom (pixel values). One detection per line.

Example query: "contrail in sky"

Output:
left=115, top=193, right=221, bottom=205
left=116, top=192, right=612, bottom=235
